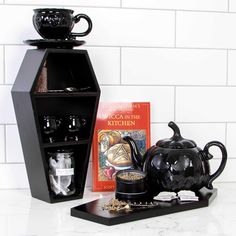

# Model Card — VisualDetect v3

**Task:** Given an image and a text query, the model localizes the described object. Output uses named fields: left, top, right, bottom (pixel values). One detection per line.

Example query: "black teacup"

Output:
left=41, top=115, right=62, bottom=143
left=33, top=8, right=92, bottom=40
left=64, top=115, right=86, bottom=141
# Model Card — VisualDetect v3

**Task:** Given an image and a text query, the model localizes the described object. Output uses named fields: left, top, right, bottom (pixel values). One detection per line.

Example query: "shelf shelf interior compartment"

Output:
left=44, top=144, right=90, bottom=201
left=33, top=50, right=99, bottom=93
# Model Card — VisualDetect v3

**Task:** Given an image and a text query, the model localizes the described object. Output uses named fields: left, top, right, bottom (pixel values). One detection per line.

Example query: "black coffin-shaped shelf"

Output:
left=11, top=49, right=100, bottom=203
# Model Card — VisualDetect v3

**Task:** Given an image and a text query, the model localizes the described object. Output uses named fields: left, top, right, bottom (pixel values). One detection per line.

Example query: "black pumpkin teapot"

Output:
left=123, top=121, right=227, bottom=196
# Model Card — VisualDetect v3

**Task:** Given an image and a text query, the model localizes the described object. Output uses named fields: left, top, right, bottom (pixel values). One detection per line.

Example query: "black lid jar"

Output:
left=115, top=169, right=151, bottom=201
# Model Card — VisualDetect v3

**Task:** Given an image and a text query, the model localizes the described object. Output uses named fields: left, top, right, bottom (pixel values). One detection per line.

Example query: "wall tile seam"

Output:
left=3, top=124, right=6, bottom=163
left=0, top=3, right=122, bottom=9
left=3, top=45, right=5, bottom=84
left=225, top=123, right=228, bottom=148
left=122, top=6, right=236, bottom=15
left=151, top=121, right=229, bottom=124
left=174, top=86, right=176, bottom=122
left=174, top=10, right=177, bottom=48
left=100, top=85, right=234, bottom=88
left=226, top=49, right=229, bottom=85
left=0, top=3, right=234, bottom=14
left=1, top=44, right=233, bottom=51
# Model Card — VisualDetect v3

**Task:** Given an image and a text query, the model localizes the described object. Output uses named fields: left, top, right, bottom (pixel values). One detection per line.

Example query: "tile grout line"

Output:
left=226, top=49, right=229, bottom=85
left=1, top=43, right=233, bottom=51
left=228, top=0, right=230, bottom=12
left=3, top=125, right=6, bottom=163
left=174, top=86, right=176, bottom=122
left=3, top=45, right=5, bottom=84
left=225, top=123, right=228, bottom=148
left=0, top=3, right=235, bottom=14
left=174, top=11, right=177, bottom=47
left=120, top=0, right=122, bottom=8
left=151, top=121, right=236, bottom=124
left=101, top=84, right=236, bottom=87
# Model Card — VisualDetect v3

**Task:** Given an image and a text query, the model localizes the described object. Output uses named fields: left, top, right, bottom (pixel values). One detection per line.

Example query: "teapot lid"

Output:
left=156, top=121, right=196, bottom=149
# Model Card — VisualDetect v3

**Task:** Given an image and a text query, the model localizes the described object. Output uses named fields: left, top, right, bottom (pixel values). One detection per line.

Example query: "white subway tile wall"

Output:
left=0, top=46, right=3, bottom=84
left=122, top=0, right=228, bottom=12
left=82, top=8, right=175, bottom=47
left=0, top=85, right=16, bottom=124
left=82, top=47, right=121, bottom=85
left=228, top=50, right=236, bottom=85
left=5, top=46, right=30, bottom=84
left=226, top=124, right=236, bottom=158
left=229, top=1, right=236, bottom=12
left=122, top=48, right=227, bottom=85
left=176, top=11, right=236, bottom=49
left=0, top=1, right=235, bottom=189
left=176, top=87, right=236, bottom=122
left=6, top=125, right=24, bottom=163
left=0, top=126, right=4, bottom=163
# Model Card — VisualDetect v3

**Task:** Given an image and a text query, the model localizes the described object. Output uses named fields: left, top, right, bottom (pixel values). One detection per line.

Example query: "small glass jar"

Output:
left=48, top=149, right=76, bottom=196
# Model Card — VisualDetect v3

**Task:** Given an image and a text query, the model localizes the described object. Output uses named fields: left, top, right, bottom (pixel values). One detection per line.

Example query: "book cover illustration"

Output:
left=92, top=102, right=150, bottom=192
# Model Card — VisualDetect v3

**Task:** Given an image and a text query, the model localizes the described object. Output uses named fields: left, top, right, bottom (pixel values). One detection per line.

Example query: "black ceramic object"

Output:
left=64, top=115, right=86, bottom=141
left=42, top=115, right=62, bottom=143
left=124, top=121, right=227, bottom=196
left=24, top=39, right=85, bottom=49
left=33, top=8, right=92, bottom=39
left=115, top=169, right=150, bottom=201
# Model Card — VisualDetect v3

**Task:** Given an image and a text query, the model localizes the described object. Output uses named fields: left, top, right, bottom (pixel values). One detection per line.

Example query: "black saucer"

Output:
left=24, top=39, right=85, bottom=49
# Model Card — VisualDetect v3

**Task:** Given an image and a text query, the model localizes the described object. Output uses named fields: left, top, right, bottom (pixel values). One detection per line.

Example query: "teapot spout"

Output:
left=123, top=136, right=143, bottom=170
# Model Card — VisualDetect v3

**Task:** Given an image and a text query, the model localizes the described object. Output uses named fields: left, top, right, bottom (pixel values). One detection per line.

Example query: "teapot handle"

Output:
left=203, top=141, right=227, bottom=189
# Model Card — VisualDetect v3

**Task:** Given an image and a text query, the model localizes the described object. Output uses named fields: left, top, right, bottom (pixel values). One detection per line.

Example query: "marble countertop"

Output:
left=1, top=183, right=236, bottom=236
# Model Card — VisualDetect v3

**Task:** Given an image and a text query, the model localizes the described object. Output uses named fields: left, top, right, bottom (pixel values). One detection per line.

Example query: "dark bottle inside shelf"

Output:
left=48, top=149, right=76, bottom=196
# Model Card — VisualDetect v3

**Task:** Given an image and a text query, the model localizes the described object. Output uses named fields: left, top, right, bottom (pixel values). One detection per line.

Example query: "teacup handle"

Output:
left=203, top=141, right=227, bottom=189
left=70, top=14, right=92, bottom=38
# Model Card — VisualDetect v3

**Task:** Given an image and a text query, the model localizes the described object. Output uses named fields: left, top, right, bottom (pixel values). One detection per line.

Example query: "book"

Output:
left=92, top=102, right=150, bottom=192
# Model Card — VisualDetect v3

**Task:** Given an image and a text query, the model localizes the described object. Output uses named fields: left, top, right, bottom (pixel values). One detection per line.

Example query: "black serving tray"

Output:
left=71, top=188, right=217, bottom=226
